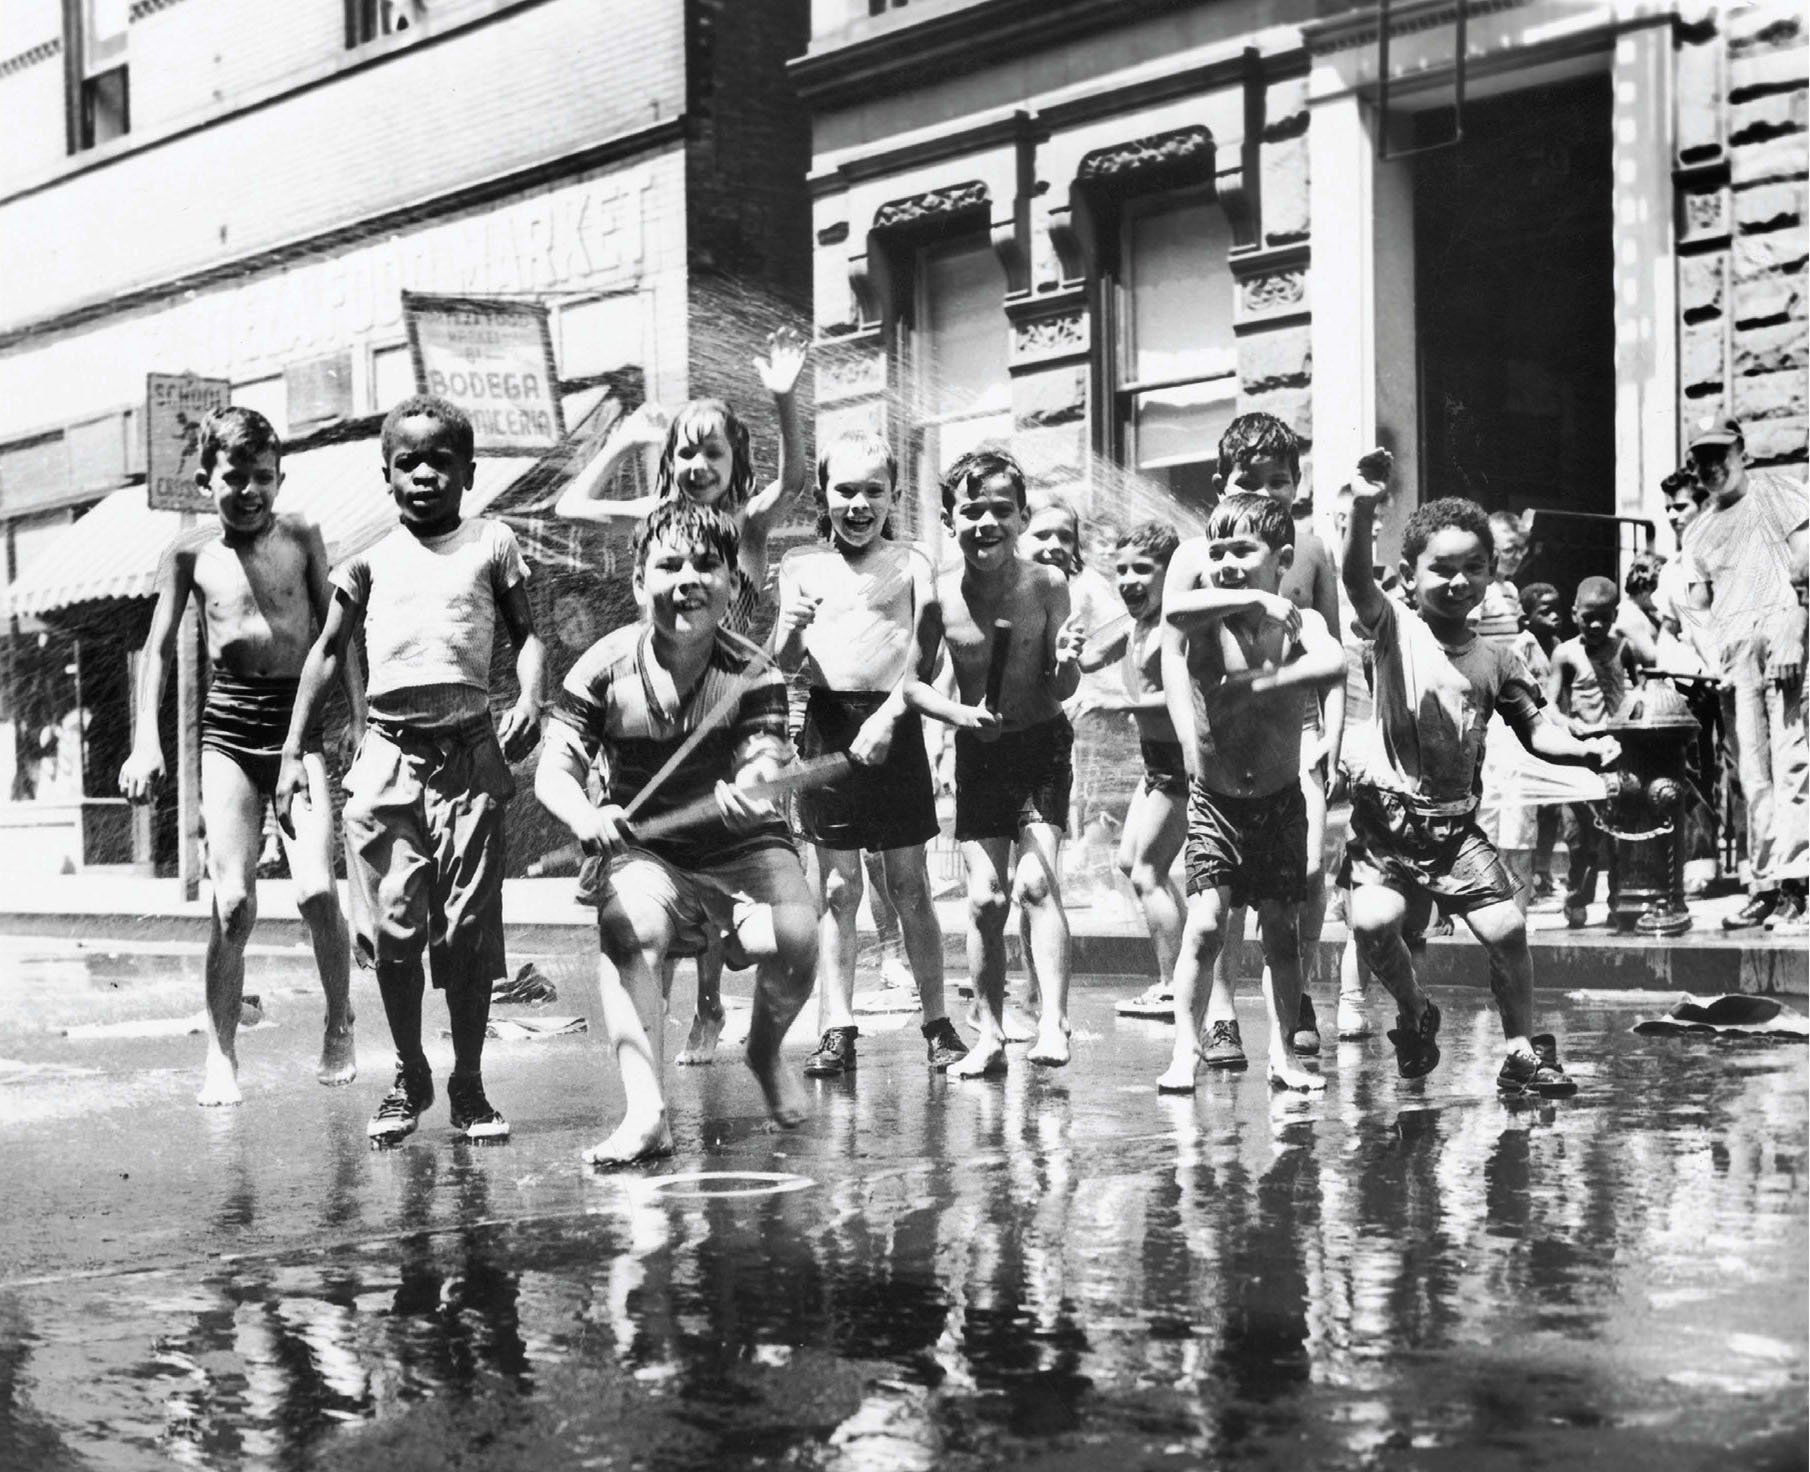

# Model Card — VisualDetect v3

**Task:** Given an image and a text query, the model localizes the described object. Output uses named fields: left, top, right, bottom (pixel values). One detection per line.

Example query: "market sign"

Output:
left=402, top=292, right=564, bottom=454
left=146, top=373, right=231, bottom=512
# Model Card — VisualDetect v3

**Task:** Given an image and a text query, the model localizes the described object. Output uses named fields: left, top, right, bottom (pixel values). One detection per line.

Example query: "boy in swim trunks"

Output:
left=121, top=406, right=362, bottom=1106
left=935, top=450, right=1088, bottom=1076
left=776, top=430, right=993, bottom=1078
left=1157, top=494, right=1347, bottom=1093
left=277, top=395, right=546, bottom=1144
left=534, top=499, right=817, bottom=1164
left=1341, top=462, right=1618, bottom=1098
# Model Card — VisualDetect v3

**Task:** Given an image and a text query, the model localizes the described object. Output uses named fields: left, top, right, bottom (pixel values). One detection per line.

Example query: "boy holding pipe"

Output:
left=534, top=499, right=817, bottom=1165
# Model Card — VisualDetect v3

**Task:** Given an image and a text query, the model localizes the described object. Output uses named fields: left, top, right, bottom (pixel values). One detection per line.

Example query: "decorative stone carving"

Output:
left=871, top=181, right=990, bottom=233
left=1680, top=187, right=1730, bottom=247
left=1077, top=126, right=1214, bottom=185
left=1011, top=309, right=1090, bottom=368
left=1244, top=271, right=1306, bottom=315
left=815, top=344, right=889, bottom=404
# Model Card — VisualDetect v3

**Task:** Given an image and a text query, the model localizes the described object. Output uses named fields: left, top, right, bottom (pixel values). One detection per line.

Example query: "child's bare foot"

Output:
left=317, top=1020, right=357, bottom=1086
left=747, top=1048, right=809, bottom=1129
left=1027, top=1019, right=1071, bottom=1067
left=1000, top=1000, right=1039, bottom=1044
left=948, top=1038, right=1008, bottom=1079
left=196, top=1050, right=242, bottom=1107
left=1155, top=1055, right=1197, bottom=1094
left=1268, top=1057, right=1327, bottom=1093
left=675, top=1005, right=725, bottom=1065
left=583, top=1114, right=675, bottom=1168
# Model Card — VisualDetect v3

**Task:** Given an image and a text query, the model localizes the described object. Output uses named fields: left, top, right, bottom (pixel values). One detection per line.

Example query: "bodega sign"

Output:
left=402, top=292, right=564, bottom=453
left=147, top=373, right=231, bottom=512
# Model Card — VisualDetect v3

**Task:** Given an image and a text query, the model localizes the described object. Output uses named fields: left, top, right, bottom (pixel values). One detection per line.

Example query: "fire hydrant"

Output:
left=1599, top=684, right=1699, bottom=935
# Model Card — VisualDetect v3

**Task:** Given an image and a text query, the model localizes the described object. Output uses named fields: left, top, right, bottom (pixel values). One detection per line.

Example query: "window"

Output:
left=286, top=354, right=355, bottom=434
left=345, top=0, right=416, bottom=47
left=371, top=345, right=416, bottom=412
left=558, top=294, right=643, bottom=380
left=231, top=378, right=288, bottom=439
left=912, top=238, right=1010, bottom=508
left=69, top=0, right=129, bottom=152
left=1116, top=194, right=1236, bottom=510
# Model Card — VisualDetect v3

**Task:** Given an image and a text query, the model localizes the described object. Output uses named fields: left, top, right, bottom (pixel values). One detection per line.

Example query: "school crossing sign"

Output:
left=402, top=292, right=564, bottom=454
left=146, top=373, right=231, bottom=512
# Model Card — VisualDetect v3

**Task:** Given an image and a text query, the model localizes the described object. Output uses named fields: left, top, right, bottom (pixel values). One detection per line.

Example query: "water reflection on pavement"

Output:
left=0, top=948, right=1803, bottom=1470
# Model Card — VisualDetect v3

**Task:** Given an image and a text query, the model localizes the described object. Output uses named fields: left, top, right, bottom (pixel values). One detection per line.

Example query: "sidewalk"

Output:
left=0, top=870, right=1802, bottom=996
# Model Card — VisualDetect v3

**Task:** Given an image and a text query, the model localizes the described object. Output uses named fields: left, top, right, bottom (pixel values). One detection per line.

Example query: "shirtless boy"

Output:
left=936, top=450, right=1087, bottom=1075
left=121, top=406, right=361, bottom=1105
left=1157, top=494, right=1346, bottom=1093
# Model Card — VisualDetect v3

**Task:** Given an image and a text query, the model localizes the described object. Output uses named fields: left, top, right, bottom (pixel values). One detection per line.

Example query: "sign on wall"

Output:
left=146, top=373, right=231, bottom=512
left=402, top=293, right=564, bottom=454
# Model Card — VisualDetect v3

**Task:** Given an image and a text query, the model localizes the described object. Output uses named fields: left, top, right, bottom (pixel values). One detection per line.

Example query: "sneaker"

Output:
left=1292, top=994, right=1322, bottom=1056
left=1386, top=1000, right=1442, bottom=1079
left=368, top=1061, right=433, bottom=1144
left=1532, top=876, right=1555, bottom=901
left=447, top=1074, right=511, bottom=1140
left=803, top=1026, right=858, bottom=1077
left=1496, top=1034, right=1578, bottom=1100
left=1336, top=990, right=1372, bottom=1040
left=922, top=1017, right=970, bottom=1071
left=1765, top=888, right=1805, bottom=930
left=1722, top=891, right=1779, bottom=931
left=1200, top=1019, right=1248, bottom=1071
left=1563, top=904, right=1589, bottom=929
left=1115, top=983, right=1175, bottom=1019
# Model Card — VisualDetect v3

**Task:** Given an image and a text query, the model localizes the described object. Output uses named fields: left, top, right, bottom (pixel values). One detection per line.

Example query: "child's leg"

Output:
left=1256, top=899, right=1325, bottom=1091
left=1157, top=886, right=1228, bottom=1092
left=590, top=891, right=680, bottom=1164
left=1561, top=803, right=1596, bottom=919
left=675, top=945, right=725, bottom=1066
left=1533, top=805, right=1559, bottom=891
left=878, top=844, right=947, bottom=1022
left=1116, top=784, right=1187, bottom=988
left=280, top=751, right=356, bottom=1086
left=433, top=797, right=508, bottom=1086
left=1347, top=882, right=1429, bottom=1022
left=864, top=847, right=906, bottom=970
left=197, top=751, right=265, bottom=1106
left=1016, top=820, right=1073, bottom=1065
left=951, top=837, right=1013, bottom=1077
left=1336, top=924, right=1373, bottom=1038
left=1298, top=770, right=1330, bottom=998
left=1461, top=897, right=1535, bottom=1048
left=813, top=846, right=864, bottom=1033
left=733, top=855, right=819, bottom=1129
left=1205, top=905, right=1245, bottom=1025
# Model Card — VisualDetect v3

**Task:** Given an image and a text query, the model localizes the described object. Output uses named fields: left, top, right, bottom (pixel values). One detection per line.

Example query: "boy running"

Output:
left=1157, top=494, right=1347, bottom=1093
left=120, top=406, right=361, bottom=1105
left=535, top=500, right=816, bottom=1163
left=277, top=395, right=546, bottom=1144
left=1341, top=460, right=1618, bottom=1098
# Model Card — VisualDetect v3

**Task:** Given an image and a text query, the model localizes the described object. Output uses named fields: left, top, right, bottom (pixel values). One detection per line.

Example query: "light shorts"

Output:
left=595, top=842, right=812, bottom=961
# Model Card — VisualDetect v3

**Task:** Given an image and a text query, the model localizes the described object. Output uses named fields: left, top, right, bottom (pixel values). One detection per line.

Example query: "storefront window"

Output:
left=371, top=344, right=416, bottom=411
left=913, top=237, right=1010, bottom=520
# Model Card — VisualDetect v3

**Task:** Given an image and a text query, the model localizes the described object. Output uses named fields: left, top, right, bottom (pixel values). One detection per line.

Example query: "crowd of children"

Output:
left=122, top=358, right=1805, bottom=1161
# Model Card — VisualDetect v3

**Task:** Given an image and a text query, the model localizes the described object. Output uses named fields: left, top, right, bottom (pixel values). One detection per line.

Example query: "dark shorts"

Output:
left=1140, top=737, right=1189, bottom=797
left=954, top=716, right=1073, bottom=842
left=796, top=688, right=939, bottom=852
left=1338, top=783, right=1517, bottom=915
left=201, top=669, right=322, bottom=797
left=1185, top=780, right=1310, bottom=906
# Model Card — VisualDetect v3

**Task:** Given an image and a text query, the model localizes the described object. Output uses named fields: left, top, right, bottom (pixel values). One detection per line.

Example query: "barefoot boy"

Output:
left=1157, top=494, right=1346, bottom=1093
left=776, top=430, right=988, bottom=1079
left=277, top=395, right=546, bottom=1143
left=936, top=450, right=1087, bottom=1075
left=120, top=406, right=361, bottom=1105
left=535, top=500, right=817, bottom=1162
left=1341, top=464, right=1618, bottom=1097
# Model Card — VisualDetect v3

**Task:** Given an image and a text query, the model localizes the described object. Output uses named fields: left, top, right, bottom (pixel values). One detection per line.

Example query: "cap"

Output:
left=1688, top=415, right=1743, bottom=450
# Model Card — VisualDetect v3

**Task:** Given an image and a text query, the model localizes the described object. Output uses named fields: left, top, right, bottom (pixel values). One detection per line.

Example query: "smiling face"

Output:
left=944, top=472, right=1025, bottom=572
left=1402, top=526, right=1491, bottom=627
left=384, top=414, right=472, bottom=534
left=821, top=442, right=895, bottom=553
left=1226, top=455, right=1300, bottom=507
left=669, top=411, right=738, bottom=507
left=1024, top=505, right=1082, bottom=577
left=202, top=448, right=281, bottom=538
left=1113, top=545, right=1169, bottom=621
left=635, top=531, right=734, bottom=639
left=1206, top=526, right=1292, bottom=595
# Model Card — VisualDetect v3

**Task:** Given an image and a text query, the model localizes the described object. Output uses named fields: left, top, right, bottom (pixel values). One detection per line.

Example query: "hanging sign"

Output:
left=146, top=373, right=231, bottom=512
left=402, top=292, right=564, bottom=454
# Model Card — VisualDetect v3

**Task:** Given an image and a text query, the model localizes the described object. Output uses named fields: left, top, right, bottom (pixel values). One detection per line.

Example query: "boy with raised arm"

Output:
left=276, top=395, right=546, bottom=1144
left=1157, top=494, right=1346, bottom=1093
left=120, top=406, right=361, bottom=1105
left=535, top=500, right=816, bottom=1164
left=937, top=450, right=1087, bottom=1076
left=1340, top=458, right=1618, bottom=1098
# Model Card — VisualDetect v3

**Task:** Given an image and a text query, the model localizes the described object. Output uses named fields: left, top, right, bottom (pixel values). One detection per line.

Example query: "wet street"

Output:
left=1, top=936, right=1804, bottom=1471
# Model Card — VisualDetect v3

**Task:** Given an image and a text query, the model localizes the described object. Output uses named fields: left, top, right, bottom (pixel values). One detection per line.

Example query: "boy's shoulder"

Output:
left=565, top=622, right=643, bottom=691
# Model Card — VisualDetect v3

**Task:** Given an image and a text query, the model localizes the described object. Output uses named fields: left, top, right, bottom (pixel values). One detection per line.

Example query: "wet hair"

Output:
left=1402, top=496, right=1493, bottom=568
left=381, top=394, right=475, bottom=465
left=1025, top=491, right=1085, bottom=572
left=1574, top=574, right=1620, bottom=609
left=815, top=429, right=897, bottom=541
left=1205, top=492, right=1294, bottom=551
left=1625, top=552, right=1666, bottom=599
left=1116, top=519, right=1182, bottom=567
left=1661, top=465, right=1706, bottom=504
left=940, top=448, right=1028, bottom=515
left=632, top=497, right=740, bottom=578
left=1215, top=412, right=1301, bottom=482
left=656, top=400, right=756, bottom=511
left=198, top=405, right=282, bottom=474
left=1519, top=581, right=1559, bottom=615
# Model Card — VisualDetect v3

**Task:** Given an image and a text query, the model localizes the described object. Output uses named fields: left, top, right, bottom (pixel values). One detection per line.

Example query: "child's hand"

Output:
left=118, top=744, right=165, bottom=804
left=953, top=703, right=1004, bottom=740
left=581, top=804, right=634, bottom=856
left=715, top=778, right=777, bottom=832
left=1354, top=447, right=1394, bottom=492
left=754, top=326, right=808, bottom=399
left=1257, top=592, right=1302, bottom=638
left=273, top=753, right=307, bottom=839
left=850, top=707, right=897, bottom=767
left=1580, top=733, right=1622, bottom=770
left=779, top=592, right=821, bottom=637
left=331, top=718, right=364, bottom=769
left=1055, top=615, right=1088, bottom=666
left=497, top=702, right=542, bottom=763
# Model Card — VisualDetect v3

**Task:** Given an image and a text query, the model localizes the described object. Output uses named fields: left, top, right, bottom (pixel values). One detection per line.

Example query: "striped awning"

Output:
left=4, top=441, right=538, bottom=618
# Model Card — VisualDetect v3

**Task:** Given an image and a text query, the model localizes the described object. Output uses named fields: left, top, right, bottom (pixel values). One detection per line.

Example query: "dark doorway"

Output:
left=1415, top=75, right=1614, bottom=526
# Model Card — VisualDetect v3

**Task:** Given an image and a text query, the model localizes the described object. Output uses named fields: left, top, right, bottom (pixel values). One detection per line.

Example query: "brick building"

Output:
left=793, top=0, right=1806, bottom=569
left=0, top=0, right=810, bottom=876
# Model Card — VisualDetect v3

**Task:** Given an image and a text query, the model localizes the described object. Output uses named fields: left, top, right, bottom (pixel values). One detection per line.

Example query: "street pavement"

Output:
left=0, top=934, right=1805, bottom=1471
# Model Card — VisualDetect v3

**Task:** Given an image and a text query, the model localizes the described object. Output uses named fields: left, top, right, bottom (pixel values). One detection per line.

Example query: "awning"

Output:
left=3, top=442, right=538, bottom=618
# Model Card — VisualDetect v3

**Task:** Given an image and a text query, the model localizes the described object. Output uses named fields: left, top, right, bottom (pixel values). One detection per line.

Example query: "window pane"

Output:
left=919, top=241, right=1007, bottom=418
left=371, top=345, right=416, bottom=412
left=1125, top=199, right=1233, bottom=387
left=559, top=294, right=642, bottom=379
left=286, top=354, right=355, bottom=432
left=1131, top=378, right=1236, bottom=473
left=233, top=378, right=287, bottom=438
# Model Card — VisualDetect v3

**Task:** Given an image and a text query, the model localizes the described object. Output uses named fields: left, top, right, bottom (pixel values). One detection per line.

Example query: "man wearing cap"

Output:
left=1681, top=417, right=1809, bottom=930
